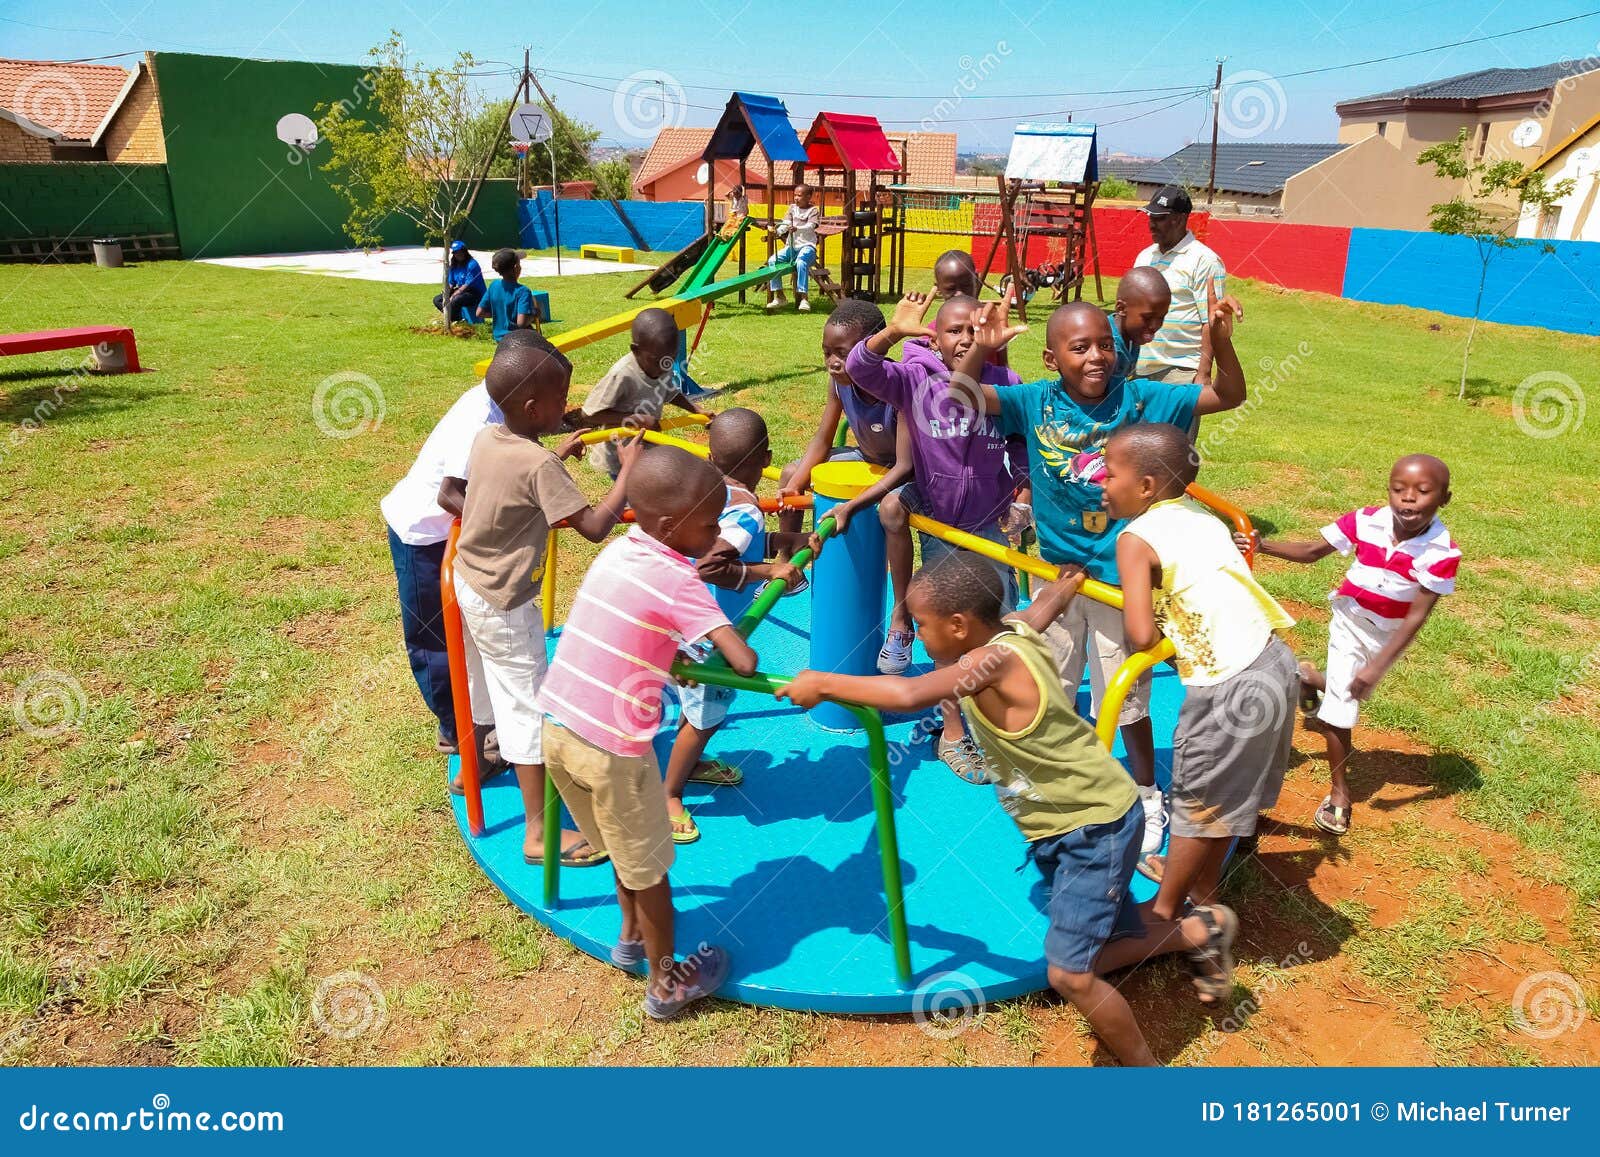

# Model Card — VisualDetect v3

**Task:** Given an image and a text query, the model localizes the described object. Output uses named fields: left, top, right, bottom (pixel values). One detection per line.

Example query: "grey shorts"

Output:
left=1170, top=636, right=1298, bottom=838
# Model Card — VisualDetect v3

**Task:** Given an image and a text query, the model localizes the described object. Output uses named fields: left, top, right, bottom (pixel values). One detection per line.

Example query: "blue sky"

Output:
left=5, top=1, right=1599, bottom=156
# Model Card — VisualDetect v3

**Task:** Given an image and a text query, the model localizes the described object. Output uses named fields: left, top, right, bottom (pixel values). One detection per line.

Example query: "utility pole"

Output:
left=1206, top=57, right=1226, bottom=209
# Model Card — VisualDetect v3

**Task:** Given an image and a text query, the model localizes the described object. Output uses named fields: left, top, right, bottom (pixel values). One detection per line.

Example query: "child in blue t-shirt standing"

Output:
left=477, top=248, right=538, bottom=341
left=947, top=297, right=1248, bottom=860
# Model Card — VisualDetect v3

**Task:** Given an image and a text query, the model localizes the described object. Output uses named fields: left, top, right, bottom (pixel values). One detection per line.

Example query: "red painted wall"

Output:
left=968, top=204, right=1349, bottom=297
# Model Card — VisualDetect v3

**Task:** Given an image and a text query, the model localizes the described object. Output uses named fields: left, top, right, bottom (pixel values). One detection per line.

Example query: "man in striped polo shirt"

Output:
left=1133, top=186, right=1227, bottom=405
left=1239, top=455, right=1459, bottom=836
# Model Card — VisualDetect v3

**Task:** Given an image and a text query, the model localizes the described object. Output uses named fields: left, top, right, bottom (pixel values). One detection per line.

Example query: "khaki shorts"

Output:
left=542, top=720, right=674, bottom=890
left=1042, top=595, right=1151, bottom=727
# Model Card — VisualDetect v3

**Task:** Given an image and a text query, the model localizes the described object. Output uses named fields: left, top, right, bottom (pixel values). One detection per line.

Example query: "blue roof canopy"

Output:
left=702, top=91, right=808, bottom=164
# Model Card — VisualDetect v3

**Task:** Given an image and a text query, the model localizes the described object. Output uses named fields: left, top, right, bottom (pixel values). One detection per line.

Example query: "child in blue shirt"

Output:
left=661, top=409, right=822, bottom=843
left=947, top=296, right=1248, bottom=859
left=477, top=248, right=538, bottom=341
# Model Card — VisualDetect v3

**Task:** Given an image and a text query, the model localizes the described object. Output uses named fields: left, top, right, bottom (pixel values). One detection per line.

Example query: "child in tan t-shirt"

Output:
left=572, top=307, right=702, bottom=478
left=443, top=335, right=643, bottom=865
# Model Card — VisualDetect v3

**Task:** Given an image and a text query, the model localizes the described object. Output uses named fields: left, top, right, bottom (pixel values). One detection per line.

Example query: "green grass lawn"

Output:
left=0, top=253, right=1596, bottom=1065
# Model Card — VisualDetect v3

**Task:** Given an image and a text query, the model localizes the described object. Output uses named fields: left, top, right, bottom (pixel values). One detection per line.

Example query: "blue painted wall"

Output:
left=518, top=193, right=704, bottom=254
left=1342, top=228, right=1600, bottom=337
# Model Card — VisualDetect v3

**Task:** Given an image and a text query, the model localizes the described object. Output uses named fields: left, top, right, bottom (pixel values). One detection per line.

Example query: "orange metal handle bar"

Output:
left=440, top=523, right=486, bottom=836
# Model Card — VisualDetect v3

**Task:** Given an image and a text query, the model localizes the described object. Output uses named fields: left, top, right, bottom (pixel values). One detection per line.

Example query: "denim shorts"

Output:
left=1028, top=802, right=1144, bottom=973
left=899, top=482, right=1018, bottom=612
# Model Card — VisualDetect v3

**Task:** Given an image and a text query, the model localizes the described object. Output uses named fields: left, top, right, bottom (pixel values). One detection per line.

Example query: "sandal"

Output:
left=1313, top=795, right=1351, bottom=836
left=1135, top=853, right=1166, bottom=884
left=524, top=838, right=610, bottom=868
left=669, top=810, right=701, bottom=845
left=688, top=759, right=743, bottom=786
left=448, top=759, right=513, bottom=796
left=1185, top=903, right=1239, bottom=1005
left=937, top=735, right=990, bottom=785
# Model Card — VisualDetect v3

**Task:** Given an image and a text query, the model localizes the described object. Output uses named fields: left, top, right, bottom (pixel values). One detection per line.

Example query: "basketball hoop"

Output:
left=510, top=140, right=531, bottom=158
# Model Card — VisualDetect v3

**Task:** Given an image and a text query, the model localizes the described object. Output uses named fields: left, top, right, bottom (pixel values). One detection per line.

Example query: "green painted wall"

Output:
left=0, top=163, right=177, bottom=243
left=152, top=52, right=517, bottom=258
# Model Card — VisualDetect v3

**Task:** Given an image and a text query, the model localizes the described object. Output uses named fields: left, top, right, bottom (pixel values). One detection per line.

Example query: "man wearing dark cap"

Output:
left=1133, top=185, right=1227, bottom=390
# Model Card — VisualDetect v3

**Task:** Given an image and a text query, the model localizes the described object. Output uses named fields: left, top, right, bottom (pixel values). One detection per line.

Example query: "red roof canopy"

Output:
left=803, top=112, right=900, bottom=172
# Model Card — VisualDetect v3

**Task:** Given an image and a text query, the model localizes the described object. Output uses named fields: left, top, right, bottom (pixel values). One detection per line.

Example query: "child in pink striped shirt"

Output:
left=539, top=445, right=757, bottom=1020
left=1237, top=454, right=1458, bottom=836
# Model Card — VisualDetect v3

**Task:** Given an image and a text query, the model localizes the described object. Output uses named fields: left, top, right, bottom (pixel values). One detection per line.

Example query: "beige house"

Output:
left=0, top=55, right=166, bottom=164
left=1281, top=61, right=1600, bottom=230
left=1516, top=111, right=1600, bottom=242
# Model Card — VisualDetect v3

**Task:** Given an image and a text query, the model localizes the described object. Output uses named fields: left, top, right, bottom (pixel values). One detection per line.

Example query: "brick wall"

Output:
left=103, top=68, right=166, bottom=164
left=0, top=163, right=178, bottom=243
left=0, top=118, right=55, bottom=163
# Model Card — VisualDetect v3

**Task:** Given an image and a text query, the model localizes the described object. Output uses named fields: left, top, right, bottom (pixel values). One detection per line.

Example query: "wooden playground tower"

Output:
left=887, top=123, right=1104, bottom=320
left=800, top=112, right=905, bottom=301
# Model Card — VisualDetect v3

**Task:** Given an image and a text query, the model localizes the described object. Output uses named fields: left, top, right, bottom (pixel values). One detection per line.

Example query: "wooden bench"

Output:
left=579, top=243, right=634, bottom=263
left=0, top=325, right=142, bottom=373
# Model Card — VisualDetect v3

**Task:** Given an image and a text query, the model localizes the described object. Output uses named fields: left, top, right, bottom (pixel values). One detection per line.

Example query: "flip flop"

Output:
left=938, top=735, right=990, bottom=785
left=1185, top=903, right=1239, bottom=1005
left=1136, top=853, right=1166, bottom=884
left=1313, top=795, right=1351, bottom=836
left=448, top=759, right=513, bottom=796
left=669, top=810, right=701, bottom=845
left=687, top=759, right=743, bottom=786
left=525, top=839, right=610, bottom=868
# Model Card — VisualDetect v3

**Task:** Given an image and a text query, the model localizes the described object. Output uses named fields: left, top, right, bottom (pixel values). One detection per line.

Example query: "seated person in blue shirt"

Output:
left=477, top=248, right=539, bottom=340
left=433, top=241, right=487, bottom=322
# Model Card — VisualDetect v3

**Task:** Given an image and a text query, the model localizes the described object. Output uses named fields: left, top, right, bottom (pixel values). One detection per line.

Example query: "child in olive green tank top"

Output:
left=778, top=553, right=1238, bottom=1067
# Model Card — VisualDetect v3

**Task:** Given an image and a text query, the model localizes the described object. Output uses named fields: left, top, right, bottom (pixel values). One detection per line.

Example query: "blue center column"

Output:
left=808, top=460, right=887, bottom=731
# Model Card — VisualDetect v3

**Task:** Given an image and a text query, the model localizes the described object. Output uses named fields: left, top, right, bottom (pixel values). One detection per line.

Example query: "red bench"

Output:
left=0, top=325, right=142, bottom=373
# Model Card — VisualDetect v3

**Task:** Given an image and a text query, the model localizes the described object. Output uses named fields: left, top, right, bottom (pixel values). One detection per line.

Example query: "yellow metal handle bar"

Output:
left=905, top=513, right=1123, bottom=610
left=575, top=426, right=782, bottom=482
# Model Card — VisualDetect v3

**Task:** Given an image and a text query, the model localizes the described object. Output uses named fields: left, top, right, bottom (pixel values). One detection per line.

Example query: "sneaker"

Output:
left=1139, top=785, right=1169, bottom=857
left=436, top=728, right=459, bottom=755
left=797, top=296, right=811, bottom=313
left=643, top=945, right=731, bottom=1020
left=877, top=628, right=915, bottom=674
left=610, top=939, right=645, bottom=970
left=765, top=297, right=781, bottom=312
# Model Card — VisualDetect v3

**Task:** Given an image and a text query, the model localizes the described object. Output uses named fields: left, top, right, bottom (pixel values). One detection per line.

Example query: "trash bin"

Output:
left=92, top=238, right=124, bottom=268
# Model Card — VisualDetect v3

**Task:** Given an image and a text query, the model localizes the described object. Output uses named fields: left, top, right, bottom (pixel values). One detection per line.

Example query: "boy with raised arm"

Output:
left=945, top=296, right=1248, bottom=860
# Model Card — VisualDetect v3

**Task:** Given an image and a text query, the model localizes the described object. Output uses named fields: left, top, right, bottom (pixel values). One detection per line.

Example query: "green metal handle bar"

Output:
left=732, top=513, right=838, bottom=639
left=542, top=662, right=913, bottom=988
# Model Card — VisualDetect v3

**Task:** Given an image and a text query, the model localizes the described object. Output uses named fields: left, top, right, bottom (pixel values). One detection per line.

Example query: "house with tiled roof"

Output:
left=1516, top=109, right=1600, bottom=242
left=1280, top=59, right=1600, bottom=229
left=0, top=56, right=166, bottom=163
left=1130, top=142, right=1348, bottom=213
left=632, top=125, right=958, bottom=202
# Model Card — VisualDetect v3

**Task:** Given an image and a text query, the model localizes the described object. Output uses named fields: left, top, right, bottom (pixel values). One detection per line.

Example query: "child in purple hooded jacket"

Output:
left=845, top=291, right=1030, bottom=783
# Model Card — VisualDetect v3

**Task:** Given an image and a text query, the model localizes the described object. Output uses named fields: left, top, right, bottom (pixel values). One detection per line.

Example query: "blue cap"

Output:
left=450, top=240, right=467, bottom=252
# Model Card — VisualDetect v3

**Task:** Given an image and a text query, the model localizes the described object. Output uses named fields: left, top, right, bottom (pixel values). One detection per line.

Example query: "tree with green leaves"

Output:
left=590, top=158, right=635, bottom=202
left=1417, top=128, right=1574, bottom=398
left=318, top=32, right=502, bottom=327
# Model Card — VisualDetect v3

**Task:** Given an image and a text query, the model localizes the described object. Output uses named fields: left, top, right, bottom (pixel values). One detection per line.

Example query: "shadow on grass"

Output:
left=0, top=371, right=178, bottom=425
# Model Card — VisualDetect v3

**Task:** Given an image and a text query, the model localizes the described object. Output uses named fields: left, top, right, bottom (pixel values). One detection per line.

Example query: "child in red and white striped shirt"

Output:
left=1236, top=454, right=1458, bottom=837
